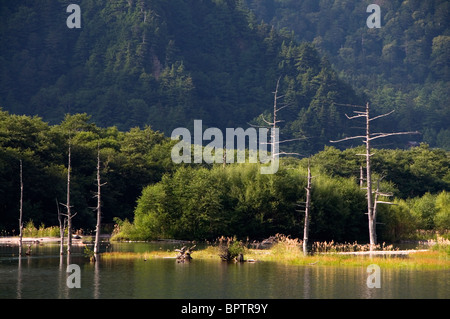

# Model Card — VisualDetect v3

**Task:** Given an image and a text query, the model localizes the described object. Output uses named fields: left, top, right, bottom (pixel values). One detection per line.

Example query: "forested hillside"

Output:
left=246, top=0, right=450, bottom=150
left=0, top=0, right=422, bottom=156
left=0, top=1, right=448, bottom=241
left=0, top=110, right=176, bottom=232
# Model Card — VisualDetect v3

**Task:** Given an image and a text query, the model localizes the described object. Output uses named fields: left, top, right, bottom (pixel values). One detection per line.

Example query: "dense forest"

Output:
left=0, top=110, right=448, bottom=241
left=245, top=0, right=450, bottom=150
left=2, top=0, right=447, bottom=155
left=0, top=0, right=448, bottom=242
left=0, top=110, right=176, bottom=233
left=0, top=0, right=359, bottom=148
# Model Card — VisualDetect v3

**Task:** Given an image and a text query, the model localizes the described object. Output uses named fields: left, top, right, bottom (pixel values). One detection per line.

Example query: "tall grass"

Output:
left=311, top=240, right=395, bottom=253
left=101, top=233, right=449, bottom=269
left=22, top=220, right=61, bottom=237
left=246, top=234, right=449, bottom=269
left=429, top=236, right=450, bottom=256
left=258, top=234, right=396, bottom=254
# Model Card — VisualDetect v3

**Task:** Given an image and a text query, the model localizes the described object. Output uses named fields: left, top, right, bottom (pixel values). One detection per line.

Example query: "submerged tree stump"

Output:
left=218, top=239, right=246, bottom=262
left=175, top=245, right=196, bottom=263
left=25, top=244, right=32, bottom=256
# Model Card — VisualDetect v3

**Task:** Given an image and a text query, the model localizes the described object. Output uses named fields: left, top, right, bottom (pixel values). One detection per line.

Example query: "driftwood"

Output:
left=175, top=245, right=196, bottom=263
left=25, top=244, right=32, bottom=255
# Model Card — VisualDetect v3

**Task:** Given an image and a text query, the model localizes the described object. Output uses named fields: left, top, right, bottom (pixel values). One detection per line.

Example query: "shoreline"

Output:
left=1, top=236, right=447, bottom=269
left=335, top=249, right=430, bottom=256
left=0, top=236, right=91, bottom=244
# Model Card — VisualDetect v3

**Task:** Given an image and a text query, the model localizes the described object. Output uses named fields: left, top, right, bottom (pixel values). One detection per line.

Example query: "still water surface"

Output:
left=0, top=242, right=448, bottom=299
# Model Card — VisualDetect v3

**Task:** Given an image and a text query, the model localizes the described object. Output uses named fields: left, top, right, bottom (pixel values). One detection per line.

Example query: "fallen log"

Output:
left=176, top=245, right=196, bottom=263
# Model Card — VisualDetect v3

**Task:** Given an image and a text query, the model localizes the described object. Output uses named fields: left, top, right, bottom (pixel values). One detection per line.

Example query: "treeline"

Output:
left=114, top=145, right=450, bottom=243
left=0, top=109, right=176, bottom=232
left=1, top=110, right=448, bottom=242
left=114, top=164, right=366, bottom=241
left=245, top=0, right=450, bottom=150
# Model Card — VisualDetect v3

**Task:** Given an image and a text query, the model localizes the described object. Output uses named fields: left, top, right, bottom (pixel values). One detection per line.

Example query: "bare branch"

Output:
left=369, top=110, right=395, bottom=122
left=376, top=192, right=393, bottom=197
left=369, top=131, right=421, bottom=141
left=375, top=201, right=397, bottom=205
left=355, top=153, right=375, bottom=156
left=261, top=115, right=272, bottom=125
left=345, top=113, right=366, bottom=120
left=330, top=135, right=366, bottom=143
left=274, top=151, right=302, bottom=157
left=275, top=104, right=290, bottom=112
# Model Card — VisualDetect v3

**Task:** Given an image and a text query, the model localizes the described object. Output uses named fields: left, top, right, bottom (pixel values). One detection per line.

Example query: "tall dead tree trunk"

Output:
left=93, top=146, right=106, bottom=258
left=67, top=142, right=72, bottom=254
left=364, top=102, right=376, bottom=248
left=270, top=78, right=281, bottom=163
left=18, top=160, right=23, bottom=256
left=57, top=198, right=66, bottom=255
left=359, top=166, right=364, bottom=188
left=257, top=77, right=303, bottom=160
left=61, top=142, right=76, bottom=255
left=331, top=102, right=419, bottom=250
left=303, top=164, right=312, bottom=256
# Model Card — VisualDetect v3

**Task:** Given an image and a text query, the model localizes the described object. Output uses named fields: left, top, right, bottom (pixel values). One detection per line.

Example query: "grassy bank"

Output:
left=246, top=248, right=449, bottom=269
left=101, top=235, right=449, bottom=270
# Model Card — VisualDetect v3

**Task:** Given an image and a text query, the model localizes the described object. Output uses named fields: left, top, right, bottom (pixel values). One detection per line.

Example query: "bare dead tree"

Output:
left=60, top=141, right=76, bottom=255
left=359, top=165, right=365, bottom=188
left=56, top=198, right=67, bottom=255
left=93, top=145, right=106, bottom=259
left=18, top=160, right=23, bottom=256
left=303, top=163, right=312, bottom=256
left=330, top=102, right=419, bottom=250
left=295, top=160, right=314, bottom=255
left=255, top=77, right=305, bottom=161
left=66, top=141, right=73, bottom=254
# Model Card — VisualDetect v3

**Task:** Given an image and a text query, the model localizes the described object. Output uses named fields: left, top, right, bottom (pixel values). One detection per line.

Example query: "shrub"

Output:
left=218, top=236, right=246, bottom=261
left=110, top=218, right=140, bottom=241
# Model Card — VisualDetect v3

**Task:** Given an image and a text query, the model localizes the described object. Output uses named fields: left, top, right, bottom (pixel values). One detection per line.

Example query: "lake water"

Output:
left=0, top=241, right=448, bottom=299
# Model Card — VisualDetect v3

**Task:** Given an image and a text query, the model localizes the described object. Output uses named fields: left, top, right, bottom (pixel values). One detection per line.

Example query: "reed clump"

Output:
left=22, top=220, right=61, bottom=238
left=428, top=236, right=450, bottom=256
left=256, top=233, right=396, bottom=255
left=100, top=234, right=448, bottom=269
left=311, top=240, right=395, bottom=253
left=247, top=234, right=448, bottom=269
